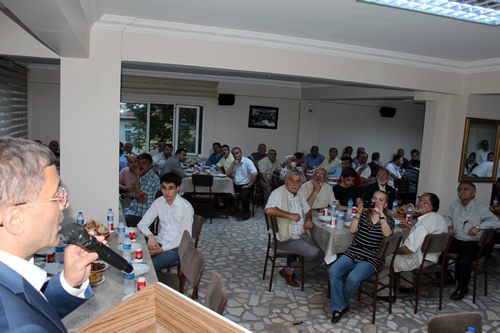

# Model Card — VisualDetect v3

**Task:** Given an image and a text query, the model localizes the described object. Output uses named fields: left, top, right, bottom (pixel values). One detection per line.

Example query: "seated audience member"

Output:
left=215, top=144, right=234, bottom=173
left=280, top=154, right=297, bottom=180
left=137, top=173, right=194, bottom=272
left=354, top=152, right=371, bottom=185
left=226, top=147, right=258, bottom=220
left=304, top=145, right=325, bottom=169
left=123, top=142, right=133, bottom=157
left=258, top=148, right=280, bottom=202
left=153, top=143, right=173, bottom=173
left=464, top=152, right=478, bottom=176
left=265, top=170, right=325, bottom=287
left=123, top=153, right=161, bottom=227
left=49, top=140, right=61, bottom=173
left=319, top=147, right=341, bottom=170
left=443, top=182, right=500, bottom=301
left=329, top=191, right=394, bottom=323
left=331, top=156, right=362, bottom=186
left=368, top=152, right=381, bottom=180
left=352, top=147, right=365, bottom=167
left=333, top=167, right=362, bottom=210
left=471, top=152, right=494, bottom=177
left=397, top=148, right=409, bottom=170
left=399, top=159, right=420, bottom=199
left=160, top=148, right=187, bottom=178
left=119, top=142, right=128, bottom=171
left=249, top=143, right=267, bottom=166
left=119, top=154, right=138, bottom=208
left=363, top=167, right=396, bottom=206
left=343, top=146, right=353, bottom=157
left=206, top=142, right=223, bottom=166
left=475, top=139, right=491, bottom=165
left=0, top=138, right=99, bottom=332
left=385, top=155, right=403, bottom=187
left=386, top=193, right=447, bottom=298
left=410, top=148, right=420, bottom=163
left=149, top=139, right=166, bottom=156
left=298, top=167, right=336, bottom=210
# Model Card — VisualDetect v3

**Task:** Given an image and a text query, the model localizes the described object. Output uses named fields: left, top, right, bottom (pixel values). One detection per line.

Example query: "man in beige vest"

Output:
left=265, top=170, right=324, bottom=287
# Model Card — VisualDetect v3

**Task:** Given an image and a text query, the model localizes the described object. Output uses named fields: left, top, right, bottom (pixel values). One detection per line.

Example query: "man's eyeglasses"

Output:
left=314, top=173, right=326, bottom=178
left=15, top=187, right=68, bottom=207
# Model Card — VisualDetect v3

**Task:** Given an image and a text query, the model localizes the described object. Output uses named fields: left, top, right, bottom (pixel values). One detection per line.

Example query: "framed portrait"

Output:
left=248, top=105, right=279, bottom=130
left=458, top=117, right=500, bottom=182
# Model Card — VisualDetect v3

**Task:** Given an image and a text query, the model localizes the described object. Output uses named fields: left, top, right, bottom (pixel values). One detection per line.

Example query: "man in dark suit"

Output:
left=363, top=167, right=396, bottom=206
left=0, top=137, right=101, bottom=332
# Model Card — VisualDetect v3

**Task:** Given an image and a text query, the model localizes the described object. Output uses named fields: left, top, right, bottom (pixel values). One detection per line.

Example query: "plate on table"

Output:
left=89, top=273, right=105, bottom=287
left=214, top=174, right=226, bottom=178
left=91, top=260, right=109, bottom=272
left=117, top=243, right=141, bottom=251
left=133, top=263, right=150, bottom=275
left=318, top=215, right=331, bottom=222
left=393, top=218, right=401, bottom=225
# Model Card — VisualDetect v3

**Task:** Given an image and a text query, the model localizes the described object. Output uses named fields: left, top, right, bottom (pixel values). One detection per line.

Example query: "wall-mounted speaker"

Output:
left=218, top=94, right=235, bottom=105
left=379, top=107, right=396, bottom=118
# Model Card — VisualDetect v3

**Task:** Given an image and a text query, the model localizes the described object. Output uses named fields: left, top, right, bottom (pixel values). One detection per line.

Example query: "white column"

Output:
left=60, top=30, right=122, bottom=222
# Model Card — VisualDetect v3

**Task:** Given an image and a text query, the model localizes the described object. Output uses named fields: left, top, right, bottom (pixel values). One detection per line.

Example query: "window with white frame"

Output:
left=119, top=102, right=203, bottom=155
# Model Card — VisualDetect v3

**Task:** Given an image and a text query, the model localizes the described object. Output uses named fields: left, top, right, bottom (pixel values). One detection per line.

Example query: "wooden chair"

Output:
left=357, top=233, right=403, bottom=324
left=192, top=174, right=214, bottom=224
left=166, top=215, right=204, bottom=276
left=205, top=272, right=228, bottom=315
left=159, top=230, right=205, bottom=299
left=395, top=232, right=453, bottom=314
left=428, top=312, right=482, bottom=333
left=262, top=214, right=305, bottom=291
left=252, top=174, right=265, bottom=216
left=447, top=228, right=497, bottom=303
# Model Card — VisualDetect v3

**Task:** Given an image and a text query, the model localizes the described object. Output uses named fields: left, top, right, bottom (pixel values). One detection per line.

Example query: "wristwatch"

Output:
left=380, top=216, right=386, bottom=220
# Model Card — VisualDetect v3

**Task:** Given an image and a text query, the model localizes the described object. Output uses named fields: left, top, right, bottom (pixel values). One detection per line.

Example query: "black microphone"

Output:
left=61, top=222, right=133, bottom=273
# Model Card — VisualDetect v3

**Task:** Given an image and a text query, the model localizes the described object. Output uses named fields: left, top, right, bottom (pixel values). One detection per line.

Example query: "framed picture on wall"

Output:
left=248, top=105, right=279, bottom=129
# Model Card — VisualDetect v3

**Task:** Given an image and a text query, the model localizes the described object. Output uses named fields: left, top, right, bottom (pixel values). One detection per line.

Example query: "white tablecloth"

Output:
left=180, top=176, right=234, bottom=194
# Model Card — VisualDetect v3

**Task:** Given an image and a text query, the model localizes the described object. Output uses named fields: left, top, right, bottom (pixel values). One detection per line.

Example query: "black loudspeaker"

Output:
left=218, top=94, right=235, bottom=105
left=379, top=107, right=396, bottom=118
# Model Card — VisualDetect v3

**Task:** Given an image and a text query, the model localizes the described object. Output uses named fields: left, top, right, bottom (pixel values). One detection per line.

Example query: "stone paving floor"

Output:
left=178, top=207, right=500, bottom=332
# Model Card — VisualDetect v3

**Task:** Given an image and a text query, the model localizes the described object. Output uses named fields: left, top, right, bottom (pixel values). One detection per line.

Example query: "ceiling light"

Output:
left=358, top=0, right=500, bottom=25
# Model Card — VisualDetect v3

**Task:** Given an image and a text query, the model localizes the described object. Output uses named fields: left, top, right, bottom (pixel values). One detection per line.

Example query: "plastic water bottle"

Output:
left=466, top=327, right=475, bottom=333
left=57, top=260, right=64, bottom=273
left=331, top=200, right=337, bottom=216
left=55, top=236, right=65, bottom=263
left=123, top=262, right=135, bottom=296
left=107, top=209, right=114, bottom=232
left=123, top=235, right=132, bottom=261
left=76, top=212, right=84, bottom=225
left=347, top=198, right=353, bottom=217
left=406, top=204, right=413, bottom=223
left=392, top=200, right=398, bottom=214
left=338, top=210, right=345, bottom=229
left=118, top=219, right=126, bottom=243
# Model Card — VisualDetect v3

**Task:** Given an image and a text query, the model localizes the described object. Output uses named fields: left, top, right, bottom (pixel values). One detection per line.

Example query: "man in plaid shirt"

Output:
left=123, top=153, right=161, bottom=227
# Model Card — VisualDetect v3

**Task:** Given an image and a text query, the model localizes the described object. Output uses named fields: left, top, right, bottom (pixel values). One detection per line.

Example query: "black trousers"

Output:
left=448, top=238, right=480, bottom=292
left=228, top=183, right=254, bottom=214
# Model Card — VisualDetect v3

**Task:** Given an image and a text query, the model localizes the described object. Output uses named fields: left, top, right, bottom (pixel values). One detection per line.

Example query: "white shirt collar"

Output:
left=0, top=249, right=47, bottom=292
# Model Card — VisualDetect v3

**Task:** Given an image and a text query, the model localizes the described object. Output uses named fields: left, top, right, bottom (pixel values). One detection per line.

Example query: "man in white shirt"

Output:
left=258, top=148, right=280, bottom=202
left=475, top=139, right=492, bottom=165
left=226, top=147, right=258, bottom=220
left=298, top=167, right=336, bottom=210
left=137, top=172, right=194, bottom=271
left=215, top=144, right=235, bottom=173
left=0, top=138, right=100, bottom=332
left=149, top=139, right=166, bottom=156
left=385, top=155, right=403, bottom=187
left=354, top=152, right=372, bottom=185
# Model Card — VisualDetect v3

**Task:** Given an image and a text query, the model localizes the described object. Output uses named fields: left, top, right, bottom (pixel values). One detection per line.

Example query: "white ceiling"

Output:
left=2, top=0, right=500, bottom=82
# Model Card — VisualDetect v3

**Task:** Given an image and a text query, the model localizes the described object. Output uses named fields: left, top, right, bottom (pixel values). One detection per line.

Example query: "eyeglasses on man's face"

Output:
left=15, top=186, right=68, bottom=207
left=314, top=173, right=326, bottom=178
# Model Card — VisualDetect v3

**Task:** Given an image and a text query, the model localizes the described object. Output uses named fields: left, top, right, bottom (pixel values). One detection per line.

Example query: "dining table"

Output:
left=179, top=171, right=234, bottom=194
left=310, top=212, right=410, bottom=264
left=62, top=212, right=158, bottom=332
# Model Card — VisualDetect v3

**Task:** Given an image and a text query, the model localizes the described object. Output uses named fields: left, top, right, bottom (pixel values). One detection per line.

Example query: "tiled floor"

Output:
left=179, top=207, right=500, bottom=332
